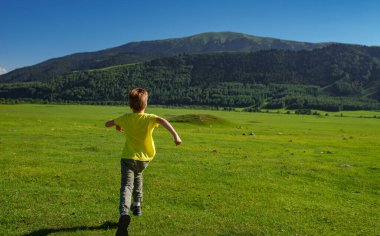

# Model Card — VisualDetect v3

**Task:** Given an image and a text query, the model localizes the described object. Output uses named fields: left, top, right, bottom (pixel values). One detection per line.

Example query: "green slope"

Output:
left=1, top=44, right=379, bottom=110
left=0, top=32, right=328, bottom=83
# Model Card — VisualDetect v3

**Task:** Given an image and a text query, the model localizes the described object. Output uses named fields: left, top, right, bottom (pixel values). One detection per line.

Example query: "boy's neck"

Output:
left=133, top=109, right=145, bottom=114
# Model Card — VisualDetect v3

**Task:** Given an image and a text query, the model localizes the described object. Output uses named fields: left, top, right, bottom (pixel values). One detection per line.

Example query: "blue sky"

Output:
left=1, top=0, right=379, bottom=72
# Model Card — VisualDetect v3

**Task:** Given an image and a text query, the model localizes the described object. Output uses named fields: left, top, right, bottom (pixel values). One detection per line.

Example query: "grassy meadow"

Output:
left=0, top=104, right=379, bottom=235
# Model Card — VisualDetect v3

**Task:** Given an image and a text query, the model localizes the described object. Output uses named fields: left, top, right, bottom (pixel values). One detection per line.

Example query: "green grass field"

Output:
left=1, top=104, right=379, bottom=235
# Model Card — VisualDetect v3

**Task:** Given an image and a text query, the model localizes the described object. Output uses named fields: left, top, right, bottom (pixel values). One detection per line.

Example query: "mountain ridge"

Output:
left=2, top=32, right=380, bottom=111
left=0, top=31, right=329, bottom=83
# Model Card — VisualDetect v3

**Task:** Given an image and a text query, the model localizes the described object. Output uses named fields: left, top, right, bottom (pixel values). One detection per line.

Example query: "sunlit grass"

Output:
left=0, top=104, right=379, bottom=235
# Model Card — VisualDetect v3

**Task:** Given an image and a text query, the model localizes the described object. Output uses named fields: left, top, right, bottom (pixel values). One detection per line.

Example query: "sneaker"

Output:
left=116, top=215, right=130, bottom=236
left=132, top=205, right=142, bottom=216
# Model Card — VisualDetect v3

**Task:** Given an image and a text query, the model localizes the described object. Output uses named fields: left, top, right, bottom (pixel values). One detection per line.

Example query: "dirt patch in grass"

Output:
left=167, top=114, right=232, bottom=126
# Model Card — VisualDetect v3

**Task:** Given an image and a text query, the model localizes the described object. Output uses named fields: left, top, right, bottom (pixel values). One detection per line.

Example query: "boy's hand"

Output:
left=174, top=136, right=182, bottom=146
left=116, top=125, right=124, bottom=132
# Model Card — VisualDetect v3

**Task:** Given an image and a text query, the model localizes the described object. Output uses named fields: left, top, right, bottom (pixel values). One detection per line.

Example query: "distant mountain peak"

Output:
left=187, top=31, right=269, bottom=40
left=0, top=32, right=329, bottom=83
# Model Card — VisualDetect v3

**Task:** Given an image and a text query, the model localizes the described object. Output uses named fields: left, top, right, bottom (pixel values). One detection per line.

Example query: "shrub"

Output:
left=295, top=109, right=312, bottom=115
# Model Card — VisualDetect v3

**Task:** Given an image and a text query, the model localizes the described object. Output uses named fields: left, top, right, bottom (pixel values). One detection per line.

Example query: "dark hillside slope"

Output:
left=0, top=32, right=327, bottom=83
left=1, top=44, right=379, bottom=111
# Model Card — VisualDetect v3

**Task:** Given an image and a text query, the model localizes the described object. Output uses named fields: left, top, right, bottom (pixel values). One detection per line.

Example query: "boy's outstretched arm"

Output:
left=105, top=119, right=124, bottom=132
left=156, top=117, right=182, bottom=145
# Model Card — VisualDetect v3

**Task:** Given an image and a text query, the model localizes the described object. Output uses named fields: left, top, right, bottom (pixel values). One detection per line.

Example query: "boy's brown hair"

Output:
left=129, top=88, right=148, bottom=112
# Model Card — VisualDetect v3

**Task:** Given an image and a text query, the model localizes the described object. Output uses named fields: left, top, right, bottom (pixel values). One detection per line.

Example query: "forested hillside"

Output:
left=0, top=32, right=326, bottom=83
left=1, top=44, right=379, bottom=111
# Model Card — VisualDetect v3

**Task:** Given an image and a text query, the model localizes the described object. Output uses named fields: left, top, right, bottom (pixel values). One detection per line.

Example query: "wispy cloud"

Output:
left=0, top=66, right=7, bottom=75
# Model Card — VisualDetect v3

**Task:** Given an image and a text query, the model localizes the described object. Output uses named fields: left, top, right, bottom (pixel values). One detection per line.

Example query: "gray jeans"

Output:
left=120, top=159, right=149, bottom=216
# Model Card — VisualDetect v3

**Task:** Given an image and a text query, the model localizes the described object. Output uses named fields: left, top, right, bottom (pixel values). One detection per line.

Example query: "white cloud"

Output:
left=0, top=66, right=7, bottom=75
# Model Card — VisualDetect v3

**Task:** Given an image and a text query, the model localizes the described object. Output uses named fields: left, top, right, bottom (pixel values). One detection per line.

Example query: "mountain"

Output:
left=1, top=43, right=380, bottom=111
left=0, top=32, right=328, bottom=83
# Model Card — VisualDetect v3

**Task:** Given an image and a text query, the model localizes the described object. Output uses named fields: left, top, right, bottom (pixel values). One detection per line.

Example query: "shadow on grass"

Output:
left=23, top=221, right=117, bottom=236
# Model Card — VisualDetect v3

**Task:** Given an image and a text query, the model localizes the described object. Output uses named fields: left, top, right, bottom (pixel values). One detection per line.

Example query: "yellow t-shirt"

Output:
left=114, top=112, right=160, bottom=161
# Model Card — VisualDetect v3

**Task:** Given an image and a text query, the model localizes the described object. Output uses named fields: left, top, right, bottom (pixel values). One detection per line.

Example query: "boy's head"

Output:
left=129, top=88, right=148, bottom=112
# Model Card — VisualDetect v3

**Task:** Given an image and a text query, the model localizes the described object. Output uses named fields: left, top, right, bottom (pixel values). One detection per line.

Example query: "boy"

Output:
left=105, top=88, right=182, bottom=236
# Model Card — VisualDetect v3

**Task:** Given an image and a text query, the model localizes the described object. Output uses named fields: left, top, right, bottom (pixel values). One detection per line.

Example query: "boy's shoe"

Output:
left=132, top=205, right=142, bottom=216
left=116, top=215, right=130, bottom=236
